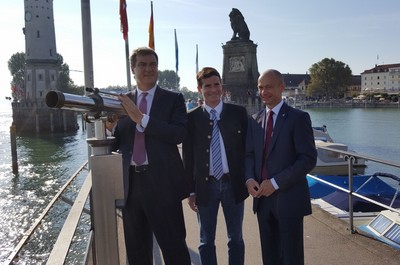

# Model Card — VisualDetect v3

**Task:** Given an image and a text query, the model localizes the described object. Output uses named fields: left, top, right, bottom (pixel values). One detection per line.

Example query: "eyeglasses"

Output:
left=136, top=62, right=158, bottom=70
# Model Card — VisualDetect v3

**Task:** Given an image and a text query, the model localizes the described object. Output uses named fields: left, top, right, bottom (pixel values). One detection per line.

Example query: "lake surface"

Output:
left=0, top=100, right=89, bottom=264
left=306, top=107, right=400, bottom=176
left=0, top=100, right=399, bottom=263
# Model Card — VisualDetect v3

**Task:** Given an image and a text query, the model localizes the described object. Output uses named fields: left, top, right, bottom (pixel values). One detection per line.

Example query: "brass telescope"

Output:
left=45, top=90, right=127, bottom=117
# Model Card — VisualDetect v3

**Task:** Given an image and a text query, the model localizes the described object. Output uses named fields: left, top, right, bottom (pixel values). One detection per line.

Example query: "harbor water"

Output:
left=0, top=99, right=399, bottom=263
left=307, top=107, right=400, bottom=177
left=0, top=100, right=89, bottom=264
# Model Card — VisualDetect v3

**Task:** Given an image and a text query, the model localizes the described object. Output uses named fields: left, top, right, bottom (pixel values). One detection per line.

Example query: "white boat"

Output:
left=312, top=126, right=366, bottom=175
left=358, top=210, right=400, bottom=250
left=312, top=198, right=400, bottom=249
left=308, top=172, right=400, bottom=249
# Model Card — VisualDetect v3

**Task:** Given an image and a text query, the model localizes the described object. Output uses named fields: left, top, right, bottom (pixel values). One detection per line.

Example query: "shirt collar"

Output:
left=266, top=100, right=284, bottom=115
left=204, top=101, right=223, bottom=118
left=136, top=85, right=157, bottom=97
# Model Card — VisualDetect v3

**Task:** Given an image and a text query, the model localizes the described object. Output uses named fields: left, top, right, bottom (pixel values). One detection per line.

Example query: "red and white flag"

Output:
left=120, top=0, right=128, bottom=40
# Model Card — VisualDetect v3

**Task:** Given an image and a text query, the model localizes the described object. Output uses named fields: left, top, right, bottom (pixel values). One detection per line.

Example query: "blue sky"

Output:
left=2, top=0, right=400, bottom=98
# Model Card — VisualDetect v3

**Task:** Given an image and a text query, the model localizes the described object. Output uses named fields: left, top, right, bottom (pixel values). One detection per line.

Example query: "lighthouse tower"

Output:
left=24, top=0, right=59, bottom=101
left=12, top=0, right=78, bottom=134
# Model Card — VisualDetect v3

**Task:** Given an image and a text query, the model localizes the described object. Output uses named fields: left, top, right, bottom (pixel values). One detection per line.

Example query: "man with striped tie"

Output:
left=183, top=67, right=249, bottom=265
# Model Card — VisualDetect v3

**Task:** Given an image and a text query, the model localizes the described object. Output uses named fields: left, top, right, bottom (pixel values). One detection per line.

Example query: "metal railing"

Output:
left=5, top=120, right=124, bottom=265
left=4, top=162, right=89, bottom=265
left=8, top=131, right=400, bottom=264
left=308, top=145, right=400, bottom=233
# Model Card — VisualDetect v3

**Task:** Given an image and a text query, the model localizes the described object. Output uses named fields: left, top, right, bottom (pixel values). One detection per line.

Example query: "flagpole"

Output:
left=175, top=29, right=179, bottom=90
left=125, top=38, right=132, bottom=90
left=196, top=44, right=199, bottom=73
left=120, top=0, right=131, bottom=90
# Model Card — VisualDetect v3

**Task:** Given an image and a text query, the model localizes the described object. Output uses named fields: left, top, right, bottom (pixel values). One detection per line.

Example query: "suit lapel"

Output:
left=268, top=103, right=289, bottom=154
left=148, top=86, right=161, bottom=116
left=255, top=109, right=266, bottom=129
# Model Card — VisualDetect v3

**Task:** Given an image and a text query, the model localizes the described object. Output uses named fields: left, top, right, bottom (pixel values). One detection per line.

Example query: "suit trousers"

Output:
left=197, top=177, right=245, bottom=265
left=122, top=168, right=191, bottom=265
left=256, top=195, right=305, bottom=265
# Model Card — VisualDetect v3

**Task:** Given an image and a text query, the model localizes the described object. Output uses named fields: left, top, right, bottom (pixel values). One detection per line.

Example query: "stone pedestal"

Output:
left=12, top=100, right=78, bottom=134
left=222, top=40, right=259, bottom=105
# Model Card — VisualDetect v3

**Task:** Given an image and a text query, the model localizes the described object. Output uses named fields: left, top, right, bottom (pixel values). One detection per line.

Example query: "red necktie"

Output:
left=132, top=93, right=148, bottom=165
left=261, top=110, right=274, bottom=180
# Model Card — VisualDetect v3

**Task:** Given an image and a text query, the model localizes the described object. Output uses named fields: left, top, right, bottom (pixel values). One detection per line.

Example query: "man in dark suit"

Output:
left=245, top=69, right=317, bottom=265
left=110, top=47, right=191, bottom=265
left=183, top=67, right=248, bottom=265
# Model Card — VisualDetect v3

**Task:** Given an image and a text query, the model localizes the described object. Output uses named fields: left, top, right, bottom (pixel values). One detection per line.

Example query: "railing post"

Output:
left=87, top=119, right=124, bottom=265
left=346, top=155, right=355, bottom=233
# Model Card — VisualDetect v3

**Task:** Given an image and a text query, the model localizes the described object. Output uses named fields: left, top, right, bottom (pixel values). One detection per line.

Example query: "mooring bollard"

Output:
left=10, top=123, right=18, bottom=173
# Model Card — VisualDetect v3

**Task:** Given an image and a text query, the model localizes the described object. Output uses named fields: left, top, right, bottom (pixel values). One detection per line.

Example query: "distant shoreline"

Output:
left=298, top=101, right=400, bottom=109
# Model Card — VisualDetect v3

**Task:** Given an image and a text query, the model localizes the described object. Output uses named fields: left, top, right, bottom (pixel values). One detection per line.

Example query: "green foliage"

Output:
left=7, top=52, right=82, bottom=97
left=308, top=58, right=352, bottom=99
left=158, top=70, right=180, bottom=90
left=8, top=52, right=25, bottom=88
left=179, top=86, right=199, bottom=102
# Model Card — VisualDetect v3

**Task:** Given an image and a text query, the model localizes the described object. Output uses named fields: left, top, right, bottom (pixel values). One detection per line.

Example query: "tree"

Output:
left=179, top=86, right=199, bottom=102
left=7, top=52, right=83, bottom=99
left=56, top=54, right=83, bottom=94
left=8, top=52, right=25, bottom=88
left=158, top=70, right=180, bottom=90
left=308, top=58, right=352, bottom=99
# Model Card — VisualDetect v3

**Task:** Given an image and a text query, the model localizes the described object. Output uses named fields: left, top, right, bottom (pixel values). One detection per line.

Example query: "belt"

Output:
left=130, top=165, right=149, bottom=173
left=210, top=173, right=230, bottom=182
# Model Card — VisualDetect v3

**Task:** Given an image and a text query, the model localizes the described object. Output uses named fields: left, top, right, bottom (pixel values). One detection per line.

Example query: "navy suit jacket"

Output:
left=183, top=103, right=249, bottom=206
left=112, top=86, right=188, bottom=205
left=245, top=102, right=317, bottom=217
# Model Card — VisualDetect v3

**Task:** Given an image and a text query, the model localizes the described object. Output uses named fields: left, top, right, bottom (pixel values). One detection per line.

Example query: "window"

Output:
left=384, top=224, right=400, bottom=245
left=37, top=30, right=40, bottom=38
left=370, top=214, right=391, bottom=234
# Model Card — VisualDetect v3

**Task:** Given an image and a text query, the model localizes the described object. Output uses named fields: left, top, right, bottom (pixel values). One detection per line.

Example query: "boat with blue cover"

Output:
left=307, top=172, right=400, bottom=249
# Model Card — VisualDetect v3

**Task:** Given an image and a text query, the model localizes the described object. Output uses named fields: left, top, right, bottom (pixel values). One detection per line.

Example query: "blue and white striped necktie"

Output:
left=210, top=109, right=223, bottom=180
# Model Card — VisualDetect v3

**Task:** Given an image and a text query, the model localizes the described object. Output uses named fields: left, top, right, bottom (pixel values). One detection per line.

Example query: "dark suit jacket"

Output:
left=112, top=86, right=188, bottom=205
left=245, top=102, right=317, bottom=218
left=183, top=103, right=249, bottom=206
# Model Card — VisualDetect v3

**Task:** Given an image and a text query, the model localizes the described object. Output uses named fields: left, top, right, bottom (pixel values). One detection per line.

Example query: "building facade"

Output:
left=361, top=63, right=400, bottom=94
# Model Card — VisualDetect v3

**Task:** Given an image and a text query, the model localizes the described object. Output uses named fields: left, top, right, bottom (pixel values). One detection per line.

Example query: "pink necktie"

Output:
left=261, top=110, right=274, bottom=180
left=132, top=93, right=148, bottom=165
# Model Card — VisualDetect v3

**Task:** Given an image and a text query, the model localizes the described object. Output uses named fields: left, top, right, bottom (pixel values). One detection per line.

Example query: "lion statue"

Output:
left=229, top=8, right=250, bottom=41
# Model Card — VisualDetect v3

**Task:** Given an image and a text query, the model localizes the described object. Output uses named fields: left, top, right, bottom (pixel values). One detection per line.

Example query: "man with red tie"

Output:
left=245, top=69, right=317, bottom=265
